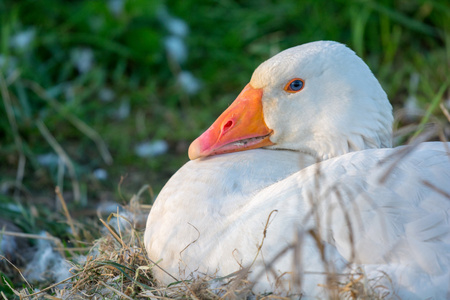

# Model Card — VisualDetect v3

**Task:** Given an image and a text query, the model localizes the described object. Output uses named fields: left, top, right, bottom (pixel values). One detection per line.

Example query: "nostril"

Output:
left=222, top=120, right=234, bottom=133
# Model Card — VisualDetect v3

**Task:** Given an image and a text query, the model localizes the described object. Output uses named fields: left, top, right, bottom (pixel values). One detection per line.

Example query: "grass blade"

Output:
left=36, top=120, right=81, bottom=203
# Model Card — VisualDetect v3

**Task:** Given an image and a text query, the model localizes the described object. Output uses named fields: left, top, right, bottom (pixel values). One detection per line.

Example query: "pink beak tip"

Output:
left=188, top=138, right=201, bottom=160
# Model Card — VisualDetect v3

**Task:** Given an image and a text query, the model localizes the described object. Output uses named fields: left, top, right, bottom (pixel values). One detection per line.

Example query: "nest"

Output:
left=3, top=187, right=395, bottom=300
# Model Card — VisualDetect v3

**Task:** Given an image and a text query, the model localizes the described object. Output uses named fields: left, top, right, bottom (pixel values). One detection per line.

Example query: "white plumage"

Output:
left=144, top=41, right=450, bottom=298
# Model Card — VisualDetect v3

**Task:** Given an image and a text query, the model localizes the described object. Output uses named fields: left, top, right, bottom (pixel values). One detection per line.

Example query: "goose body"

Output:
left=144, top=41, right=450, bottom=298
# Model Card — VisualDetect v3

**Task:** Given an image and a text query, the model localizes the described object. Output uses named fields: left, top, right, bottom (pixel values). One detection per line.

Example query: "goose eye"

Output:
left=284, top=78, right=305, bottom=93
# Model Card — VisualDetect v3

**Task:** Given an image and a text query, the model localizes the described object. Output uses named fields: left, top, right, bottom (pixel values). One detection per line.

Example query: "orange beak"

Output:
left=188, top=84, right=274, bottom=160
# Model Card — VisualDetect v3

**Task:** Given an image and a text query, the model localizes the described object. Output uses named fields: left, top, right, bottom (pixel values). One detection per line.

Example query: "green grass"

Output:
left=0, top=0, right=449, bottom=298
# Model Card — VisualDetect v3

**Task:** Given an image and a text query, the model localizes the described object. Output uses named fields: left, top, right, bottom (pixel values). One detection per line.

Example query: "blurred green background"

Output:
left=0, top=0, right=449, bottom=294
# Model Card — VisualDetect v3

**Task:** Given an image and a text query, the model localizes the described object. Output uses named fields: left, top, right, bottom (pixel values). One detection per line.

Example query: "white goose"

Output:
left=144, top=41, right=450, bottom=298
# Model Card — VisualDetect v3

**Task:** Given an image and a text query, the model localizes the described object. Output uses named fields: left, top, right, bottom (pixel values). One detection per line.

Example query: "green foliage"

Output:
left=0, top=272, right=15, bottom=298
left=0, top=0, right=448, bottom=292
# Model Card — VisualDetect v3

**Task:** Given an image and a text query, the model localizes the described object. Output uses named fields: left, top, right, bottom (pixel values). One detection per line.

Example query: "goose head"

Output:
left=188, top=41, right=393, bottom=160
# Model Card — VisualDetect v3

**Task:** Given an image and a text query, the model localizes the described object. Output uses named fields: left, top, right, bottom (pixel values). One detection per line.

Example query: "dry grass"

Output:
left=3, top=191, right=249, bottom=299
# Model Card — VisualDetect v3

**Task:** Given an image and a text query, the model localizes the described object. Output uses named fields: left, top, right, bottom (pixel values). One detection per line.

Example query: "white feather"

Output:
left=144, top=41, right=450, bottom=298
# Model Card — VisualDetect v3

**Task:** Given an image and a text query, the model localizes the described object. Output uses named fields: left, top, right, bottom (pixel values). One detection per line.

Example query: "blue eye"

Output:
left=284, top=78, right=305, bottom=93
left=290, top=80, right=303, bottom=90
